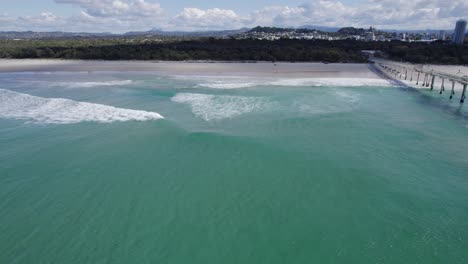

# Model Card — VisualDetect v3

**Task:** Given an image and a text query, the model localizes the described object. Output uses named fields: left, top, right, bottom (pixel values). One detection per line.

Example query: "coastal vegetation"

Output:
left=0, top=38, right=466, bottom=64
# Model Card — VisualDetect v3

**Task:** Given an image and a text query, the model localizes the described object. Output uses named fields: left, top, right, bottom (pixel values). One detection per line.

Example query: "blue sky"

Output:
left=0, top=0, right=465, bottom=32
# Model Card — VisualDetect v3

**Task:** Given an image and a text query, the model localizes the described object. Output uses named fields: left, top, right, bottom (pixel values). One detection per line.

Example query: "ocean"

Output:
left=1, top=71, right=468, bottom=263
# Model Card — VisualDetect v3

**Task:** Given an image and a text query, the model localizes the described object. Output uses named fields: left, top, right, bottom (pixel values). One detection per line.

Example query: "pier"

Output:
left=370, top=59, right=468, bottom=103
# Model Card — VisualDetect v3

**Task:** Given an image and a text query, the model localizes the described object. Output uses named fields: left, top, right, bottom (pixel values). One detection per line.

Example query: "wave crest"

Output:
left=173, top=76, right=392, bottom=89
left=58, top=80, right=134, bottom=88
left=0, top=89, right=163, bottom=124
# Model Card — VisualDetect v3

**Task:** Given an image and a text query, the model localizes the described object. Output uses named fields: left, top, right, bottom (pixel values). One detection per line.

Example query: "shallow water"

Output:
left=1, top=72, right=468, bottom=264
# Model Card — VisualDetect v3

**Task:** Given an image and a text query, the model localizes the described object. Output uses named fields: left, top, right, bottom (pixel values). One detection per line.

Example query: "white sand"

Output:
left=0, top=59, right=381, bottom=79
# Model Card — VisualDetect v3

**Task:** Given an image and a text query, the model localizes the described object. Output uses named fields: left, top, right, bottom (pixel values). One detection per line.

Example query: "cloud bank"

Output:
left=0, top=0, right=466, bottom=32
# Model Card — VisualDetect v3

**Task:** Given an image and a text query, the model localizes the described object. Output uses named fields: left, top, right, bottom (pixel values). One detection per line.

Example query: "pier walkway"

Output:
left=370, top=59, right=468, bottom=103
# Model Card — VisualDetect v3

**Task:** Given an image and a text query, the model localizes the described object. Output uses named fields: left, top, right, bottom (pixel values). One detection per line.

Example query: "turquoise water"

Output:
left=1, top=72, right=468, bottom=263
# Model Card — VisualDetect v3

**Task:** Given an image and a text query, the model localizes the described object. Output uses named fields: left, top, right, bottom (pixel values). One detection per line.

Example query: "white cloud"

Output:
left=247, top=6, right=306, bottom=28
left=171, top=8, right=246, bottom=30
left=51, top=0, right=165, bottom=32
left=247, top=0, right=467, bottom=30
left=0, top=12, right=67, bottom=31
left=0, top=0, right=466, bottom=32
left=55, top=0, right=162, bottom=17
left=112, top=1, right=130, bottom=12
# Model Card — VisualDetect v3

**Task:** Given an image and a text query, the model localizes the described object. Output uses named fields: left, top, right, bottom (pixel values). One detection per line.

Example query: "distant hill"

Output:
left=0, top=27, right=459, bottom=40
left=300, top=25, right=340, bottom=32
left=0, top=31, right=115, bottom=39
left=0, top=28, right=250, bottom=40
left=337, top=27, right=367, bottom=35
left=125, top=28, right=249, bottom=37
left=249, top=26, right=295, bottom=33
left=249, top=26, right=323, bottom=34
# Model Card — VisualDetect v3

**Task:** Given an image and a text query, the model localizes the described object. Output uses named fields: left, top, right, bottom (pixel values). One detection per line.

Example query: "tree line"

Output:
left=0, top=38, right=466, bottom=64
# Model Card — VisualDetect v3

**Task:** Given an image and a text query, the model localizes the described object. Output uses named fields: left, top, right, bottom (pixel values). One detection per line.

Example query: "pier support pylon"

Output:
left=440, top=78, right=445, bottom=94
left=461, top=84, right=467, bottom=103
left=450, top=80, right=455, bottom=99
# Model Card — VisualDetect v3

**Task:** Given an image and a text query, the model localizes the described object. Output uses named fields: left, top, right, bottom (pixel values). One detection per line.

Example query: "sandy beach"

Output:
left=0, top=59, right=382, bottom=79
left=2, top=59, right=466, bottom=90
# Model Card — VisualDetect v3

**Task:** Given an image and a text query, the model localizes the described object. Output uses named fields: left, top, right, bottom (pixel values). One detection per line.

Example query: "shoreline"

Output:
left=0, top=59, right=381, bottom=79
left=2, top=59, right=464, bottom=83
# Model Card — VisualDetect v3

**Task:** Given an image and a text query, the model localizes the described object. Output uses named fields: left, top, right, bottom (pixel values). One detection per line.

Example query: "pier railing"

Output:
left=370, top=59, right=468, bottom=103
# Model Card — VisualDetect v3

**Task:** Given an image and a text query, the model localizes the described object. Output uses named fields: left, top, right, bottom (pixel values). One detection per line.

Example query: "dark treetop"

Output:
left=1, top=38, right=467, bottom=64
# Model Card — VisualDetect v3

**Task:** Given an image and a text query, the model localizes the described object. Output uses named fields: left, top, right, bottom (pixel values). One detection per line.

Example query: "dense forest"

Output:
left=0, top=38, right=467, bottom=64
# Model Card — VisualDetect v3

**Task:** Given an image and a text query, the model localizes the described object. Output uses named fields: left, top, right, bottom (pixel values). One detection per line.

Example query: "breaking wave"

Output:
left=10, top=79, right=134, bottom=88
left=57, top=80, right=134, bottom=88
left=0, top=89, right=163, bottom=124
left=268, top=78, right=391, bottom=87
left=171, top=93, right=270, bottom=121
left=198, top=82, right=257, bottom=89
left=173, top=76, right=392, bottom=89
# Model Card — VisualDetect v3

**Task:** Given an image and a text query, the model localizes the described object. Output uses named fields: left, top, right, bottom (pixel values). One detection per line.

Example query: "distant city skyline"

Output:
left=0, top=0, right=467, bottom=32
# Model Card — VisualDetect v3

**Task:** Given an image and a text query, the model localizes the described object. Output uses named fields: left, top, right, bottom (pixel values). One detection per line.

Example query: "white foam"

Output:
left=171, top=93, right=269, bottom=121
left=0, top=89, right=163, bottom=124
left=333, top=90, right=361, bottom=103
left=171, top=75, right=258, bottom=89
left=15, top=79, right=134, bottom=88
left=291, top=88, right=361, bottom=116
left=173, top=75, right=392, bottom=89
left=57, top=80, right=134, bottom=88
left=198, top=82, right=257, bottom=89
left=269, top=78, right=391, bottom=87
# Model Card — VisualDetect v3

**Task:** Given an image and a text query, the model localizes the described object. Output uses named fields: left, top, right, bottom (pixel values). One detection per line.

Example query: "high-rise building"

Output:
left=452, top=19, right=467, bottom=45
left=439, top=30, right=446, bottom=40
